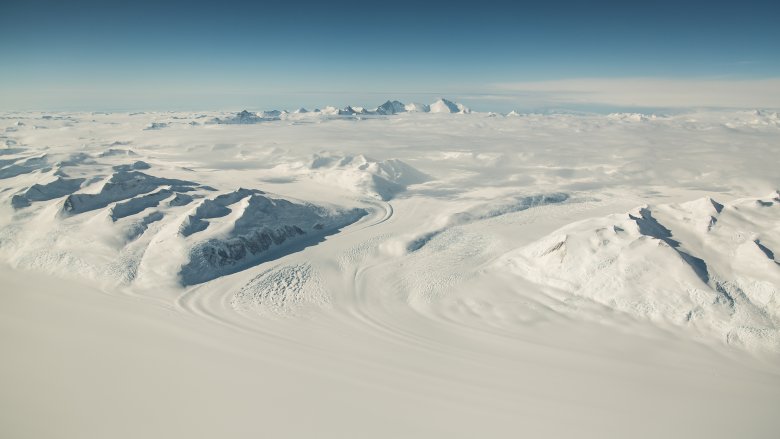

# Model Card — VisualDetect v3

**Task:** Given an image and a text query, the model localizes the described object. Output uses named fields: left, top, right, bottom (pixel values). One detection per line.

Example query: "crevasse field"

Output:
left=1, top=101, right=779, bottom=438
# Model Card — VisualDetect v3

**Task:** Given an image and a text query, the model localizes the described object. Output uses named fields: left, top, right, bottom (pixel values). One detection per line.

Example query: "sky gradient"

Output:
left=2, top=0, right=779, bottom=111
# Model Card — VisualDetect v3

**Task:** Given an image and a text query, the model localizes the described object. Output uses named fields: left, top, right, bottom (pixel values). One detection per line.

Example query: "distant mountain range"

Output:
left=213, top=98, right=473, bottom=124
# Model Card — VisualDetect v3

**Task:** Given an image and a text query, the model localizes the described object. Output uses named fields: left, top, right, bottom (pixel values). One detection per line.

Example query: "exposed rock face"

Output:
left=180, top=192, right=367, bottom=284
left=12, top=177, right=86, bottom=208
left=376, top=100, right=407, bottom=115
left=4, top=155, right=367, bottom=286
left=63, top=171, right=199, bottom=215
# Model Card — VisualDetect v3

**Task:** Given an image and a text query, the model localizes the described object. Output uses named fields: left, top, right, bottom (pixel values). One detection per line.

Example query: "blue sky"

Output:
left=1, top=0, right=778, bottom=111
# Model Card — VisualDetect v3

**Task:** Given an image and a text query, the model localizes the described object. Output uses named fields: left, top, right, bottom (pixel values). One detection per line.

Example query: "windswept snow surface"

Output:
left=1, top=108, right=780, bottom=439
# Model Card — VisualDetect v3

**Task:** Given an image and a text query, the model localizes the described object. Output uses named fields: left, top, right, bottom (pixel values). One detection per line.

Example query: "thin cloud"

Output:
left=491, top=78, right=780, bottom=108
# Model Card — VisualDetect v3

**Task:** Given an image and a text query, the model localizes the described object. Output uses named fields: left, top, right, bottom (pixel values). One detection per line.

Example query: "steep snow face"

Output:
left=62, top=171, right=199, bottom=215
left=429, top=98, right=460, bottom=113
left=11, top=176, right=85, bottom=208
left=180, top=191, right=366, bottom=284
left=376, top=100, right=407, bottom=115
left=338, top=106, right=358, bottom=115
left=0, top=155, right=51, bottom=179
left=501, top=194, right=780, bottom=352
left=429, top=98, right=470, bottom=114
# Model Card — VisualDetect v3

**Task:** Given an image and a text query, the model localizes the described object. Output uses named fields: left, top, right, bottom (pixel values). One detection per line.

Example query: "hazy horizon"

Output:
left=2, top=0, right=779, bottom=112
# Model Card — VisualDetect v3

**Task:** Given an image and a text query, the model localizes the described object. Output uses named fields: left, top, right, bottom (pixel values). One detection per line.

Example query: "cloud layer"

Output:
left=492, top=78, right=780, bottom=109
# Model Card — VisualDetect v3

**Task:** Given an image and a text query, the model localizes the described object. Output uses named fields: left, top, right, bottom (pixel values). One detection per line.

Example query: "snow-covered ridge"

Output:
left=263, top=153, right=430, bottom=201
left=210, top=98, right=471, bottom=124
left=501, top=193, right=780, bottom=352
left=180, top=190, right=366, bottom=284
left=307, top=153, right=429, bottom=200
left=0, top=152, right=368, bottom=286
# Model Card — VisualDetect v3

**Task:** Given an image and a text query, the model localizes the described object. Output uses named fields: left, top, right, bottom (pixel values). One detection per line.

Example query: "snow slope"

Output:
left=306, top=153, right=429, bottom=200
left=1, top=108, right=779, bottom=439
left=429, top=98, right=471, bottom=113
left=501, top=194, right=780, bottom=352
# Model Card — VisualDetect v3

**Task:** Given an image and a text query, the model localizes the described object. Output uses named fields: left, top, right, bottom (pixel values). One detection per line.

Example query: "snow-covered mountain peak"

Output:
left=376, top=100, right=407, bottom=115
left=429, top=98, right=470, bottom=114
